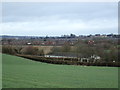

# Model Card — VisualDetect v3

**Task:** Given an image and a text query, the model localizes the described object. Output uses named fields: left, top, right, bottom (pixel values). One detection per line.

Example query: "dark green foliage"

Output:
left=50, top=39, right=119, bottom=63
left=17, top=54, right=120, bottom=67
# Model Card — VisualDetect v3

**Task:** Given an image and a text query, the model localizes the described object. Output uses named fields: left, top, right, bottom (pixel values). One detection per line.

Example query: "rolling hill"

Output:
left=2, top=54, right=118, bottom=88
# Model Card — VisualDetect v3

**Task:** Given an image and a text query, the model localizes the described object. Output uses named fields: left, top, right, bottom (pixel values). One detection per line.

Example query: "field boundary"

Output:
left=16, top=54, right=120, bottom=67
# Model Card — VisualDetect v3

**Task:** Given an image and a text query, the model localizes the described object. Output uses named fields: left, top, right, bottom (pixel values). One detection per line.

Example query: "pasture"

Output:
left=2, top=54, right=118, bottom=88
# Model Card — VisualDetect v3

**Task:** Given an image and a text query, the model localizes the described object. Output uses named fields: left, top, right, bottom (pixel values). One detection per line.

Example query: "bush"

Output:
left=14, top=46, right=23, bottom=54
left=23, top=46, right=39, bottom=55
left=2, top=45, right=15, bottom=55
left=23, top=46, right=44, bottom=56
left=39, top=49, right=44, bottom=56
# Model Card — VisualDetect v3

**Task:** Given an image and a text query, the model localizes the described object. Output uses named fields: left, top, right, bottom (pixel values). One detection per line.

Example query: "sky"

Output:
left=1, top=2, right=118, bottom=36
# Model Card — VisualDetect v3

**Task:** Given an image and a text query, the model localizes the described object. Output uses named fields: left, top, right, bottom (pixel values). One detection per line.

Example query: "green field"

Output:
left=2, top=54, right=118, bottom=88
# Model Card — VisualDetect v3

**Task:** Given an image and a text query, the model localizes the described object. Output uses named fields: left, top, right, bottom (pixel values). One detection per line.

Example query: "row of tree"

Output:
left=2, top=38, right=119, bottom=63
left=50, top=40, right=119, bottom=63
left=2, top=45, right=44, bottom=56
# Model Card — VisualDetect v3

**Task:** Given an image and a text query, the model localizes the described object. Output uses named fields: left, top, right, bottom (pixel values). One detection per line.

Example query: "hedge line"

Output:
left=16, top=54, right=120, bottom=67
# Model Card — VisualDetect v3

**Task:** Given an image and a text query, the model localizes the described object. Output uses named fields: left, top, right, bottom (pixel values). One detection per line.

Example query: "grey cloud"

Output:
left=2, top=2, right=118, bottom=36
left=2, top=2, right=117, bottom=22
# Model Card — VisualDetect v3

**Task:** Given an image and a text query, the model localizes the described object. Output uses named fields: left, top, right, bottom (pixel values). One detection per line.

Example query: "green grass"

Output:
left=2, top=54, right=118, bottom=88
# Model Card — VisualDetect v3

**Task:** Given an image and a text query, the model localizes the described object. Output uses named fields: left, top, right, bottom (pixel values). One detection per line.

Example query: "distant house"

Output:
left=27, top=43, right=32, bottom=45
left=91, top=55, right=100, bottom=60
left=80, top=58, right=89, bottom=62
left=81, top=55, right=101, bottom=63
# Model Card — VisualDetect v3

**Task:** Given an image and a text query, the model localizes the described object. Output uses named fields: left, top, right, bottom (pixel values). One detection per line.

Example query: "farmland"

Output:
left=2, top=54, right=118, bottom=88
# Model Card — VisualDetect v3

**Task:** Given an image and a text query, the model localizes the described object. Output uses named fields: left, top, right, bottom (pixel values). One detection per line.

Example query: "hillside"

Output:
left=2, top=54, right=118, bottom=88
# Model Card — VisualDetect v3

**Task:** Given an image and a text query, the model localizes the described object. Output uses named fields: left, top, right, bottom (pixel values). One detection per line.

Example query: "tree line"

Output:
left=2, top=45, right=44, bottom=56
left=49, top=39, right=119, bottom=63
left=2, top=38, right=119, bottom=66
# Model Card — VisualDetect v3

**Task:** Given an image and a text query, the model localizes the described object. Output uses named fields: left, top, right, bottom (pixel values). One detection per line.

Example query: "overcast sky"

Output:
left=1, top=2, right=118, bottom=36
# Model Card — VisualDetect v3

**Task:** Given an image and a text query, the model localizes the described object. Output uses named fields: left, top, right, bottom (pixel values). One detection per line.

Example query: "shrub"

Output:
left=2, top=45, right=15, bottom=55
left=23, top=46, right=44, bottom=56
left=23, top=46, right=39, bottom=55
left=39, top=49, right=44, bottom=56
left=14, top=46, right=23, bottom=54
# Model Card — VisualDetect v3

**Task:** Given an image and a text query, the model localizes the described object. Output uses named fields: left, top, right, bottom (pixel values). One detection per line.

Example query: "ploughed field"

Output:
left=3, top=54, right=118, bottom=88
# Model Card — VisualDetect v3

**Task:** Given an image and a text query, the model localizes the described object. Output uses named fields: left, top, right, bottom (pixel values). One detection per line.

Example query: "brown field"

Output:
left=33, top=46, right=54, bottom=54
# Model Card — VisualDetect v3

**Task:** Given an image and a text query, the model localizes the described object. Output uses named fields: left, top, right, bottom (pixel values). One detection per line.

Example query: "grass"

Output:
left=2, top=54, right=118, bottom=88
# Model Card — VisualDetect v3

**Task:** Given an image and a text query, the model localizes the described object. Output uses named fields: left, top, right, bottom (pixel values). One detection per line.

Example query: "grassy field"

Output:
left=2, top=54, right=118, bottom=88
